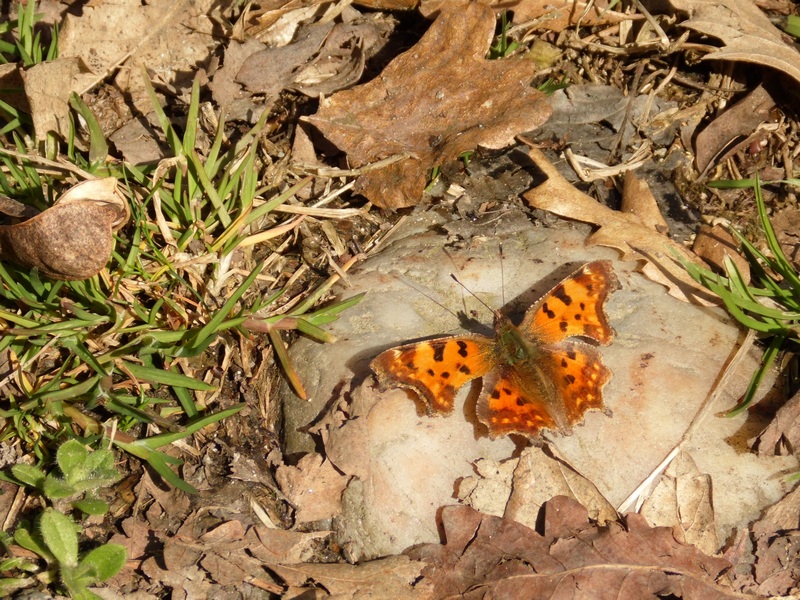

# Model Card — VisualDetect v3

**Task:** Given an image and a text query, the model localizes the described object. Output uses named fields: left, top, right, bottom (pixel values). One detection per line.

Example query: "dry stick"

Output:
left=0, top=147, right=95, bottom=179
left=609, top=59, right=646, bottom=162
left=78, top=0, right=191, bottom=96
left=617, top=329, right=757, bottom=514
left=295, top=151, right=415, bottom=178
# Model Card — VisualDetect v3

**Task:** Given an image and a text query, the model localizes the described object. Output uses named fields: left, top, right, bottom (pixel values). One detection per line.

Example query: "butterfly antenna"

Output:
left=499, top=243, right=506, bottom=307
left=450, top=274, right=495, bottom=315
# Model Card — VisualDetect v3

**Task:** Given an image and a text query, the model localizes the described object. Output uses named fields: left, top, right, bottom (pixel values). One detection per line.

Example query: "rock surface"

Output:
left=281, top=209, right=798, bottom=560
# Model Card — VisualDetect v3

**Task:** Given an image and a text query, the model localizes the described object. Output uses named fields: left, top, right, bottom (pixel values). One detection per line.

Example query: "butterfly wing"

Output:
left=521, top=260, right=619, bottom=345
left=476, top=365, right=558, bottom=437
left=371, top=335, right=495, bottom=414
left=476, top=339, right=610, bottom=437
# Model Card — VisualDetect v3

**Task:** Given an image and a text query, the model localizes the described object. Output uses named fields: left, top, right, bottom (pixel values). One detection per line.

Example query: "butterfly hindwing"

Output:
left=370, top=335, right=495, bottom=414
left=536, top=339, right=610, bottom=424
left=476, top=365, right=559, bottom=437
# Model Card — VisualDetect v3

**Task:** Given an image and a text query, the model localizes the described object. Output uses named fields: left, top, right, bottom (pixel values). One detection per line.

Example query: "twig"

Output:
left=617, top=329, right=757, bottom=513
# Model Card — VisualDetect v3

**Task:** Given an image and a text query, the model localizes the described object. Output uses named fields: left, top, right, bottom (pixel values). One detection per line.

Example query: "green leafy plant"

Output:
left=11, top=508, right=125, bottom=600
left=9, top=439, right=119, bottom=516
left=681, top=177, right=800, bottom=414
left=0, top=71, right=362, bottom=492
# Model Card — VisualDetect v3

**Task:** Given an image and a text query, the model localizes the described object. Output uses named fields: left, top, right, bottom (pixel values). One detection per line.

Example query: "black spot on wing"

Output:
left=433, top=344, right=445, bottom=362
left=553, top=286, right=572, bottom=306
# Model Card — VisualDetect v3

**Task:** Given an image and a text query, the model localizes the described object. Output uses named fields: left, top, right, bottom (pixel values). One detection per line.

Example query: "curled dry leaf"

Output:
left=0, top=178, right=129, bottom=280
left=303, top=2, right=552, bottom=208
left=523, top=147, right=715, bottom=304
left=694, top=84, right=776, bottom=175
left=671, top=0, right=800, bottom=86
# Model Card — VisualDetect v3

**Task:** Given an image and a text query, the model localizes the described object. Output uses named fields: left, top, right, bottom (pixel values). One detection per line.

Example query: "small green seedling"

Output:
left=10, top=439, right=119, bottom=516
left=11, top=509, right=125, bottom=600
left=488, top=12, right=519, bottom=59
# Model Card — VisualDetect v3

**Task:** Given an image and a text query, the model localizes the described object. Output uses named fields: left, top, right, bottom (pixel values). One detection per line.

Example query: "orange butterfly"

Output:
left=370, top=260, right=620, bottom=438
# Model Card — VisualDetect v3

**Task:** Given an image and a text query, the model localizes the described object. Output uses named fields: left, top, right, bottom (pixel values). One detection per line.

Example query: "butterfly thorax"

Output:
left=493, top=313, right=545, bottom=365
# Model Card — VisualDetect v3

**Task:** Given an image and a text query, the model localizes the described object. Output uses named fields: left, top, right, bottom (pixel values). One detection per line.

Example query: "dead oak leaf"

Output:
left=303, top=2, right=552, bottom=209
left=523, top=147, right=717, bottom=305
left=407, top=496, right=739, bottom=599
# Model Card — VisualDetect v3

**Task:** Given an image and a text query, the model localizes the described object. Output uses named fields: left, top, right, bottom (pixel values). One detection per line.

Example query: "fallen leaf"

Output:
left=670, top=0, right=800, bottom=87
left=292, top=20, right=391, bottom=97
left=504, top=445, right=619, bottom=527
left=640, top=451, right=718, bottom=555
left=457, top=457, right=516, bottom=516
left=251, top=527, right=331, bottom=564
left=0, top=178, right=129, bottom=280
left=523, top=147, right=716, bottom=304
left=354, top=0, right=417, bottom=10
left=269, top=555, right=428, bottom=599
left=275, top=453, right=349, bottom=523
left=20, top=58, right=95, bottom=141
left=753, top=389, right=800, bottom=457
left=59, top=0, right=216, bottom=113
left=692, top=224, right=751, bottom=281
left=770, top=205, right=800, bottom=269
left=303, top=3, right=551, bottom=208
left=407, top=496, right=738, bottom=598
left=208, top=38, right=271, bottom=123
left=419, top=0, right=628, bottom=31
left=236, top=22, right=335, bottom=97
left=726, top=487, right=800, bottom=596
left=694, top=84, right=776, bottom=174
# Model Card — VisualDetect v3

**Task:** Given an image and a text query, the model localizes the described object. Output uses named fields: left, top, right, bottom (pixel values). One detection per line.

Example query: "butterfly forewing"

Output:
left=370, top=335, right=495, bottom=414
left=523, top=260, right=619, bottom=345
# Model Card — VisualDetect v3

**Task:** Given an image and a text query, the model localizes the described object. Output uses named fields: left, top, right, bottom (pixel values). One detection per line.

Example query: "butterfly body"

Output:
left=370, top=260, right=620, bottom=438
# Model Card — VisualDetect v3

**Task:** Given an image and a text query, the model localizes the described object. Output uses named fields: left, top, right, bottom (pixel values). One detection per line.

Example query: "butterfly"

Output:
left=370, top=260, right=620, bottom=438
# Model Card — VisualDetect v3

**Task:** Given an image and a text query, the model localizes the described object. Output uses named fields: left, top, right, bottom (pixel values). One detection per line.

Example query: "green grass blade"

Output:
left=120, top=361, right=216, bottom=391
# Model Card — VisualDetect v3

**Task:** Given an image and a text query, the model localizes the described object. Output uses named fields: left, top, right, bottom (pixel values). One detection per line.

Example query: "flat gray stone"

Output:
left=281, top=210, right=797, bottom=560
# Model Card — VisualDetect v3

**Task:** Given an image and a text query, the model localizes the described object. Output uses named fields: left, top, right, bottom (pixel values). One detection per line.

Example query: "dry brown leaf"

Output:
left=771, top=205, right=800, bottom=269
left=269, top=555, right=428, bottom=599
left=640, top=451, right=718, bottom=556
left=303, top=3, right=551, bottom=208
left=242, top=0, right=346, bottom=46
left=407, top=496, right=737, bottom=598
left=20, top=58, right=95, bottom=141
left=523, top=147, right=715, bottom=304
left=725, top=487, right=800, bottom=596
left=59, top=0, right=215, bottom=113
left=694, top=84, right=776, bottom=174
left=671, top=0, right=800, bottom=86
left=753, top=389, right=800, bottom=457
left=0, top=178, right=129, bottom=280
left=693, top=224, right=751, bottom=281
left=505, top=445, right=619, bottom=527
left=251, top=527, right=331, bottom=564
left=353, top=0, right=418, bottom=9
left=236, top=22, right=334, bottom=97
left=235, top=19, right=390, bottom=101
left=275, top=453, right=349, bottom=523
left=419, top=0, right=628, bottom=31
